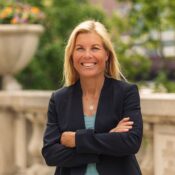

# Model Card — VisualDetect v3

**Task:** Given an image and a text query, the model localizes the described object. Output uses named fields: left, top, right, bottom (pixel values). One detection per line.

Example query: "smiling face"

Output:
left=72, top=32, right=108, bottom=79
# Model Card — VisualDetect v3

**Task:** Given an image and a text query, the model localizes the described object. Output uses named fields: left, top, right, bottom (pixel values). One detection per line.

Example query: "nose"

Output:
left=84, top=49, right=93, bottom=59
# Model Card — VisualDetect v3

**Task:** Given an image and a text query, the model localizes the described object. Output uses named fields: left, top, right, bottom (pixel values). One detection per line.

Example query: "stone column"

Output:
left=154, top=124, right=175, bottom=175
left=140, top=121, right=154, bottom=175
left=26, top=112, right=55, bottom=175
left=140, top=93, right=175, bottom=175
left=0, top=108, right=16, bottom=175
left=14, top=112, right=27, bottom=175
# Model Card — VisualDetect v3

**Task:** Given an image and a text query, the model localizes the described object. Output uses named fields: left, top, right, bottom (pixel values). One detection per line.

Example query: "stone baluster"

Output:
left=0, top=108, right=17, bottom=175
left=27, top=112, right=43, bottom=164
left=140, top=120, right=154, bottom=175
left=14, top=111, right=27, bottom=175
left=154, top=123, right=175, bottom=175
left=26, top=111, right=54, bottom=175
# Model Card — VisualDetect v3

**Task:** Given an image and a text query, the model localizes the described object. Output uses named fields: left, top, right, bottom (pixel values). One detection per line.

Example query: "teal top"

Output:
left=84, top=115, right=99, bottom=175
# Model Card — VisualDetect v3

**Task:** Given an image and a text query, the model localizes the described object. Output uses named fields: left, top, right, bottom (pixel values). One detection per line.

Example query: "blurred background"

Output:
left=1, top=0, right=175, bottom=92
left=0, top=0, right=175, bottom=175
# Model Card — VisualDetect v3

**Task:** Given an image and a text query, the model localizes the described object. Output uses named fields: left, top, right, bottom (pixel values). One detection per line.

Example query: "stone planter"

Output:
left=0, top=24, right=44, bottom=90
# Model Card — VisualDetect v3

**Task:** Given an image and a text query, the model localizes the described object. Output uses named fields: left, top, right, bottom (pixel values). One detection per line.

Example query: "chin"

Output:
left=80, top=72, right=104, bottom=79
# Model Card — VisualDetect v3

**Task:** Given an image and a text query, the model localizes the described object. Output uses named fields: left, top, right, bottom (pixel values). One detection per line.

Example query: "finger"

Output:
left=125, top=125, right=133, bottom=129
left=111, top=125, right=133, bottom=132
left=110, top=127, right=120, bottom=132
left=122, top=117, right=130, bottom=121
left=119, top=117, right=130, bottom=124
left=122, top=121, right=134, bottom=126
left=112, top=128, right=129, bottom=133
left=128, top=121, right=134, bottom=126
left=118, top=128, right=130, bottom=132
left=119, top=121, right=134, bottom=126
left=112, top=122, right=133, bottom=131
left=109, top=128, right=115, bottom=133
left=117, top=123, right=133, bottom=129
left=118, top=125, right=133, bottom=130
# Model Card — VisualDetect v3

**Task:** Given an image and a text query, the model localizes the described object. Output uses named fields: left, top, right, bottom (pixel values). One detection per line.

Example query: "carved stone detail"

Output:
left=154, top=124, right=175, bottom=175
left=140, top=121, right=154, bottom=175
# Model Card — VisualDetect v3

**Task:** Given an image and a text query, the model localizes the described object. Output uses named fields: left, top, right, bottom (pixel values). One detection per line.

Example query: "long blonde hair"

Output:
left=63, top=20, right=125, bottom=86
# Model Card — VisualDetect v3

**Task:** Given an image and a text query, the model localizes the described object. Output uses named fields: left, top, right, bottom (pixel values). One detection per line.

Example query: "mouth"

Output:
left=81, top=62, right=97, bottom=68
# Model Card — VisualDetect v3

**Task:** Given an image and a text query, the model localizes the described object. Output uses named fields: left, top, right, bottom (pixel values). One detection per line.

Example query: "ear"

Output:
left=105, top=52, right=109, bottom=61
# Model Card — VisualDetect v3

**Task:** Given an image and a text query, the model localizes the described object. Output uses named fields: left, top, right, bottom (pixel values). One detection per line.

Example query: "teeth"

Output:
left=81, top=63, right=96, bottom=67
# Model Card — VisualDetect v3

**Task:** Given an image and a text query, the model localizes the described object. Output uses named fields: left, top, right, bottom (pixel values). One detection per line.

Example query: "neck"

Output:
left=80, top=76, right=105, bottom=97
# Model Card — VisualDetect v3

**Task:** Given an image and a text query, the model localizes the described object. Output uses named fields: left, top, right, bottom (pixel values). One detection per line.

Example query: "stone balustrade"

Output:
left=140, top=93, right=175, bottom=175
left=0, top=91, right=175, bottom=175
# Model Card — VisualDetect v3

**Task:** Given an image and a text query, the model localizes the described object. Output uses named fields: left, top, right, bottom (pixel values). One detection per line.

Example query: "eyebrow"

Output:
left=92, top=44, right=102, bottom=47
left=75, top=44, right=102, bottom=47
left=74, top=44, right=82, bottom=47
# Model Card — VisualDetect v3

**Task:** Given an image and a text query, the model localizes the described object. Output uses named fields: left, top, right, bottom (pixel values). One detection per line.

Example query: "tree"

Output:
left=16, top=0, right=107, bottom=89
left=110, top=0, right=175, bottom=91
left=107, top=1, right=152, bottom=82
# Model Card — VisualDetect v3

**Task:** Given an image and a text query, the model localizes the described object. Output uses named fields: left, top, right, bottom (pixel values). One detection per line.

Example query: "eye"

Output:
left=92, top=47, right=100, bottom=51
left=76, top=47, right=84, bottom=51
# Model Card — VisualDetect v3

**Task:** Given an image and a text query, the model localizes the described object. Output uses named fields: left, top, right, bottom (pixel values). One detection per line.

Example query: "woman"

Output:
left=42, top=20, right=143, bottom=175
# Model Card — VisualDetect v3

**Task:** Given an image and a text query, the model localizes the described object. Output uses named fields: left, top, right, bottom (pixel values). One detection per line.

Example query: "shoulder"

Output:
left=51, top=83, right=76, bottom=103
left=108, top=79, right=140, bottom=104
left=108, top=78, right=137, bottom=92
left=106, top=78, right=139, bottom=99
left=54, top=86, right=73, bottom=97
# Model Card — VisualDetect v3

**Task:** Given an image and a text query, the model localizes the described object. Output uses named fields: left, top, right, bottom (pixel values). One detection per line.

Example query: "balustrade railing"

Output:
left=0, top=91, right=175, bottom=175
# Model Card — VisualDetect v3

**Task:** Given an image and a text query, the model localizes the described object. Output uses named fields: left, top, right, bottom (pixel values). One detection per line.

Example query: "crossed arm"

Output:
left=61, top=117, right=134, bottom=148
left=42, top=84, right=142, bottom=167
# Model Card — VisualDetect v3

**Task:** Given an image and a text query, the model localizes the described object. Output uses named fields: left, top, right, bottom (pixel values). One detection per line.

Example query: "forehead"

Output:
left=75, top=32, right=103, bottom=45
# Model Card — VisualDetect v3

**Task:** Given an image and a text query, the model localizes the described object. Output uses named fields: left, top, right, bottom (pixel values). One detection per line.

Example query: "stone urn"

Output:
left=0, top=24, right=44, bottom=90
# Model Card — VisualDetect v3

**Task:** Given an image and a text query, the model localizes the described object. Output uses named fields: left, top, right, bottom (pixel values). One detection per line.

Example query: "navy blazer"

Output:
left=42, top=77, right=143, bottom=175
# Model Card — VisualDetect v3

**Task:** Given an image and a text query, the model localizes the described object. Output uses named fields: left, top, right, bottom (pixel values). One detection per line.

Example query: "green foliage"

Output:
left=16, top=0, right=106, bottom=89
left=118, top=53, right=151, bottom=81
left=117, top=0, right=175, bottom=56
left=108, top=7, right=152, bottom=82
left=15, top=0, right=175, bottom=91
left=154, top=71, right=175, bottom=92
left=112, top=0, right=175, bottom=92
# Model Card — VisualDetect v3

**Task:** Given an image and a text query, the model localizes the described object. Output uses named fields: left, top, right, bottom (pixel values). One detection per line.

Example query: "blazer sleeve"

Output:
left=41, top=93, right=99, bottom=167
left=75, top=84, right=143, bottom=157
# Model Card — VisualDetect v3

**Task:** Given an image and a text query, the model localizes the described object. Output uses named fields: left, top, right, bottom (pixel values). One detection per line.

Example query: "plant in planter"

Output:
left=0, top=2, right=45, bottom=24
left=0, top=2, right=45, bottom=90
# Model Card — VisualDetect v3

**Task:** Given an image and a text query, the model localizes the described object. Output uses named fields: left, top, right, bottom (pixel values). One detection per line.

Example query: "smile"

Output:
left=81, top=62, right=97, bottom=68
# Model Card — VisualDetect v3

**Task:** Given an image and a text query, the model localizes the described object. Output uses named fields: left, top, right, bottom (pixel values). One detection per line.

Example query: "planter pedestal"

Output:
left=0, top=24, right=44, bottom=90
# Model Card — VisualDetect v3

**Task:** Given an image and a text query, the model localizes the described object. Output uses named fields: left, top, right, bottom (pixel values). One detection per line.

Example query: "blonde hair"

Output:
left=63, top=20, right=125, bottom=86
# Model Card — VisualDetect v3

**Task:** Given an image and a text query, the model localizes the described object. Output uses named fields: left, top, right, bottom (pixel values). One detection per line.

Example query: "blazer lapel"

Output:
left=69, top=81, right=85, bottom=130
left=95, top=77, right=115, bottom=132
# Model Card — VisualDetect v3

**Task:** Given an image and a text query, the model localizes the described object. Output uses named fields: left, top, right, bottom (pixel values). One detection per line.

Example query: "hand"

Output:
left=109, top=117, right=134, bottom=133
left=60, top=131, right=76, bottom=148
